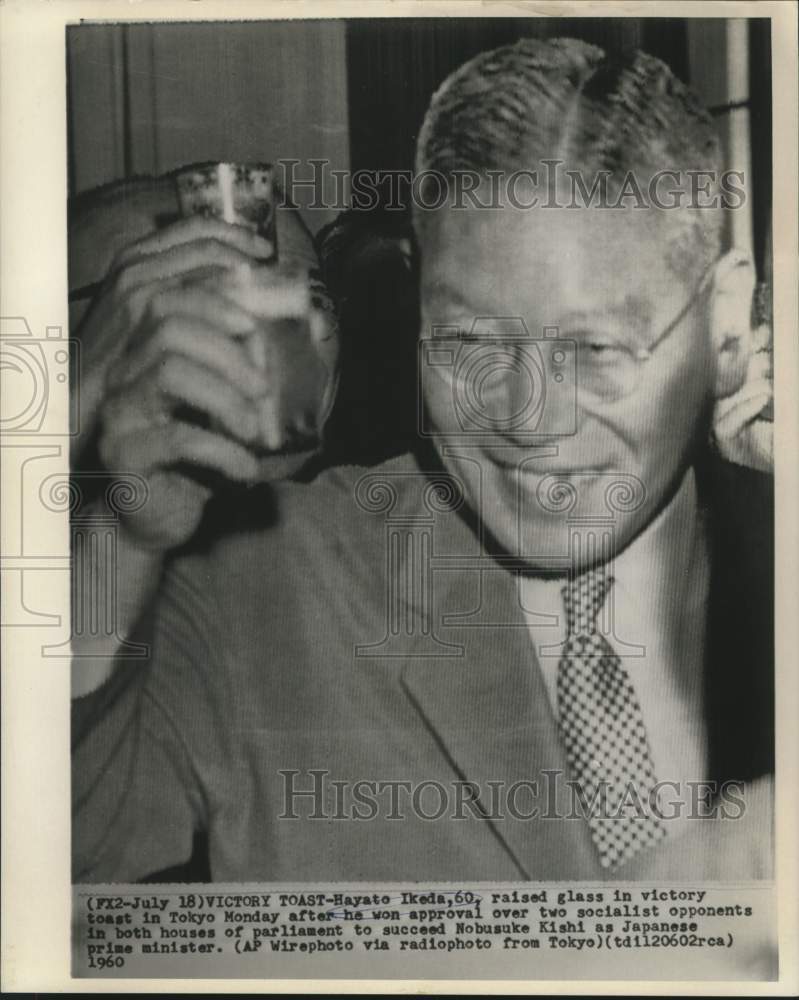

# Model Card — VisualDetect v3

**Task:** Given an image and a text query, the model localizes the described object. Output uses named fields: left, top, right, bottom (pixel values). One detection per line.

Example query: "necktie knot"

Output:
left=562, top=568, right=614, bottom=637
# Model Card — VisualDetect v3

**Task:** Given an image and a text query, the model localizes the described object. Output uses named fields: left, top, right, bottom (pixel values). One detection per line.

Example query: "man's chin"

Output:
left=512, top=512, right=644, bottom=576
left=445, top=454, right=647, bottom=572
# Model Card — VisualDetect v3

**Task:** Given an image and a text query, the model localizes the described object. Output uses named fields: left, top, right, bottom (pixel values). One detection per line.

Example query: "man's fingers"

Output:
left=211, top=264, right=311, bottom=318
left=96, top=267, right=260, bottom=363
left=107, top=315, right=268, bottom=401
left=714, top=385, right=773, bottom=438
left=210, top=265, right=337, bottom=343
left=113, top=237, right=269, bottom=295
left=156, top=356, right=263, bottom=444
left=114, top=215, right=273, bottom=270
left=109, top=423, right=262, bottom=484
left=106, top=353, right=263, bottom=445
left=146, top=284, right=259, bottom=336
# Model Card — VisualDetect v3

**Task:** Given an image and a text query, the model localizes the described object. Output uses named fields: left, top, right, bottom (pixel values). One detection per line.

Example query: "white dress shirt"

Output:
left=518, top=468, right=710, bottom=835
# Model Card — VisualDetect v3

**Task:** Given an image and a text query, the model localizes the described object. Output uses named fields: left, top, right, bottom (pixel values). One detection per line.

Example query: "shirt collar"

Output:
left=520, top=467, right=708, bottom=648
left=611, top=467, right=705, bottom=625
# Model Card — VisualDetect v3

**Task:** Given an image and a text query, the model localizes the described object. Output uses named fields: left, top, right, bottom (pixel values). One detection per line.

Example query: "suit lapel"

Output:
left=393, top=453, right=774, bottom=874
left=399, top=504, right=600, bottom=879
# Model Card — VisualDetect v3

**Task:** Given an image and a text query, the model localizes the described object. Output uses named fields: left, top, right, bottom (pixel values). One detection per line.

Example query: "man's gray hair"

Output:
left=415, top=37, right=725, bottom=279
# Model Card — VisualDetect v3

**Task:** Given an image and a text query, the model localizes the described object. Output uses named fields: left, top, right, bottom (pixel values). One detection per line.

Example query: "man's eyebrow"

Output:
left=424, top=285, right=656, bottom=331
left=558, top=296, right=654, bottom=331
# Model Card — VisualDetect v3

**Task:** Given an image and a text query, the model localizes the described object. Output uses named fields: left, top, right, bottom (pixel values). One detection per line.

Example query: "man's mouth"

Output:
left=484, top=448, right=606, bottom=477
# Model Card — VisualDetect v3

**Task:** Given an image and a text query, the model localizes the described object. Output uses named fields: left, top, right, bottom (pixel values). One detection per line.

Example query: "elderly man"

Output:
left=72, top=38, right=773, bottom=883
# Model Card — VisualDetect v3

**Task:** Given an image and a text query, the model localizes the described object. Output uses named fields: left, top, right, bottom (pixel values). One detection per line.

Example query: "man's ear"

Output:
left=709, top=248, right=756, bottom=400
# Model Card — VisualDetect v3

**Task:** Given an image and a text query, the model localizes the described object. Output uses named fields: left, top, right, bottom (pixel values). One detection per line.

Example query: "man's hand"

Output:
left=72, top=215, right=275, bottom=464
left=70, top=207, right=338, bottom=695
left=712, top=335, right=773, bottom=474
left=94, top=239, right=337, bottom=553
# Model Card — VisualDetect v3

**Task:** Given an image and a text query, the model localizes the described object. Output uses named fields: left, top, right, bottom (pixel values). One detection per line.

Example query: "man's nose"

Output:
left=477, top=343, right=578, bottom=444
left=476, top=345, right=538, bottom=421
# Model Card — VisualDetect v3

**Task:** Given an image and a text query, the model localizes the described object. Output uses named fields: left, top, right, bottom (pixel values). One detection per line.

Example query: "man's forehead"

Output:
left=421, top=201, right=668, bottom=249
left=419, top=205, right=675, bottom=321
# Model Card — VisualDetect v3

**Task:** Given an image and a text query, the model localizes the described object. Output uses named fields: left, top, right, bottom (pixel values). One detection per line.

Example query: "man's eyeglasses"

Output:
left=438, top=258, right=719, bottom=419
left=570, top=258, right=718, bottom=403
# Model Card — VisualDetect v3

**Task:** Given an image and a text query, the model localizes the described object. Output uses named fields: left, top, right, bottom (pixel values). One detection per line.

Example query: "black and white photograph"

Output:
left=1, top=0, right=797, bottom=991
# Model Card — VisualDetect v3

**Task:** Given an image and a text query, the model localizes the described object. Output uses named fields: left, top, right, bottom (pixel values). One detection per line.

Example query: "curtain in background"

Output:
left=66, top=20, right=350, bottom=232
left=345, top=17, right=688, bottom=176
left=345, top=16, right=771, bottom=276
left=66, top=17, right=770, bottom=268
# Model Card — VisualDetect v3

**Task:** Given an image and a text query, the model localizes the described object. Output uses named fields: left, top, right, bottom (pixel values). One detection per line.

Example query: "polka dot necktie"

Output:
left=557, top=568, right=667, bottom=869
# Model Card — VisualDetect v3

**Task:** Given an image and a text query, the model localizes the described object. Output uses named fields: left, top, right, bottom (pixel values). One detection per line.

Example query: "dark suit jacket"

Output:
left=72, top=450, right=773, bottom=883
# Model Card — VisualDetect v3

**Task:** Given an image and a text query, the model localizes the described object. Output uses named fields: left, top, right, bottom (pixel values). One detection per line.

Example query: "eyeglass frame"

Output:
left=626, top=255, right=720, bottom=364
left=433, top=255, right=721, bottom=406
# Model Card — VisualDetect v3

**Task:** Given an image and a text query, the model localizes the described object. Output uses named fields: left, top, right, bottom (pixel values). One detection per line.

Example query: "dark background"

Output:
left=347, top=17, right=688, bottom=175
left=345, top=16, right=770, bottom=279
left=67, top=17, right=772, bottom=276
